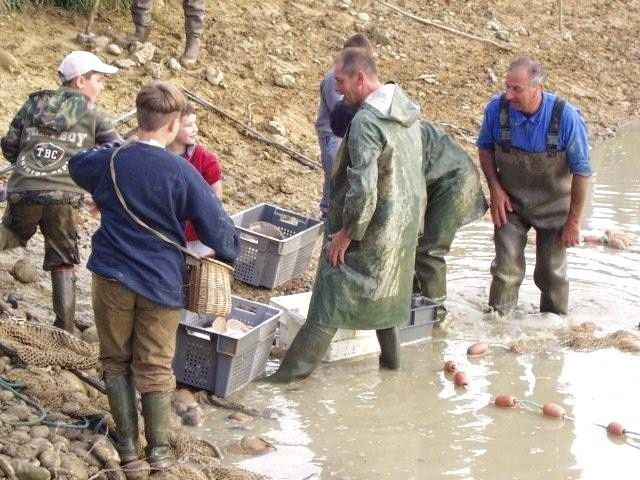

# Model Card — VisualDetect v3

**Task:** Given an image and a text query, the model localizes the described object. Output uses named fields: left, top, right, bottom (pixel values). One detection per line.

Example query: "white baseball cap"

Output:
left=58, top=50, right=118, bottom=81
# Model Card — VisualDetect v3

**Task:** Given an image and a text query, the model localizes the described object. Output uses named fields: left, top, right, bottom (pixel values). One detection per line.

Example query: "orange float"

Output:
left=443, top=360, right=458, bottom=374
left=606, top=422, right=626, bottom=437
left=542, top=402, right=565, bottom=419
left=454, top=371, right=469, bottom=387
left=467, top=342, right=488, bottom=356
left=494, top=395, right=517, bottom=408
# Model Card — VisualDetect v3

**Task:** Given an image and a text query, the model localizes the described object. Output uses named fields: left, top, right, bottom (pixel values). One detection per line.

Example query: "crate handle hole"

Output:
left=275, top=212, right=302, bottom=226
left=235, top=304, right=258, bottom=314
left=185, top=327, right=213, bottom=340
left=239, top=234, right=259, bottom=245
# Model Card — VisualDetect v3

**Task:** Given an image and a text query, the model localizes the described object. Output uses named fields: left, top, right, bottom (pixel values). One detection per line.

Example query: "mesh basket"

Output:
left=186, top=257, right=234, bottom=317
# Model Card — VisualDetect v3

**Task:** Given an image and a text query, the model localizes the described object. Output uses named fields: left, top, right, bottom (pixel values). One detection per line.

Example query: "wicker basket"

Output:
left=109, top=147, right=234, bottom=316
left=186, top=256, right=234, bottom=317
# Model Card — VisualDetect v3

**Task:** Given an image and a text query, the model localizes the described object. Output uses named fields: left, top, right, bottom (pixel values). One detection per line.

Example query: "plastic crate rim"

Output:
left=231, top=203, right=323, bottom=243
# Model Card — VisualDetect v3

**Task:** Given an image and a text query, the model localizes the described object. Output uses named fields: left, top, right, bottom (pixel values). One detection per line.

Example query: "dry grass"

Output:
left=2, top=0, right=130, bottom=13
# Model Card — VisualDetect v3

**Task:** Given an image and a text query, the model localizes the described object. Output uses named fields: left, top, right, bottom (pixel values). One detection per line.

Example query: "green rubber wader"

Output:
left=376, top=327, right=400, bottom=370
left=104, top=375, right=140, bottom=463
left=267, top=321, right=337, bottom=383
left=140, top=392, right=174, bottom=470
left=413, top=121, right=488, bottom=304
left=489, top=146, right=571, bottom=315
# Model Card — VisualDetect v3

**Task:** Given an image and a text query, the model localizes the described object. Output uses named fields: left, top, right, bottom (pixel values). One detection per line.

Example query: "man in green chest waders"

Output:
left=268, top=47, right=425, bottom=382
left=477, top=56, right=592, bottom=316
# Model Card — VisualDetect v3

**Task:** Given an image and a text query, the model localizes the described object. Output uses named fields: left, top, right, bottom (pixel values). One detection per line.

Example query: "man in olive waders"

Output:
left=477, top=56, right=592, bottom=316
left=329, top=102, right=488, bottom=316
left=119, top=1, right=205, bottom=68
left=268, top=47, right=425, bottom=382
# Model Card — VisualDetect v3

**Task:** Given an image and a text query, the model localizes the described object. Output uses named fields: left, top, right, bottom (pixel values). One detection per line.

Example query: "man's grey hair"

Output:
left=508, top=56, right=546, bottom=86
left=335, top=47, right=378, bottom=77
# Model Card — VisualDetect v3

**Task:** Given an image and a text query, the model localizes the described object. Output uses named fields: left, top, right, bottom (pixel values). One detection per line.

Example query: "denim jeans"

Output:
left=318, top=134, right=341, bottom=218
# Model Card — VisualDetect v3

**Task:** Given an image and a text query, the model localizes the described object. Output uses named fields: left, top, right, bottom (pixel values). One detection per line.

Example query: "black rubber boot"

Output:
left=180, top=36, right=201, bottom=68
left=266, top=321, right=336, bottom=383
left=141, top=392, right=174, bottom=471
left=118, top=0, right=152, bottom=47
left=180, top=0, right=205, bottom=68
left=376, top=327, right=400, bottom=370
left=105, top=376, right=150, bottom=479
left=51, top=267, right=76, bottom=334
left=120, top=24, right=150, bottom=46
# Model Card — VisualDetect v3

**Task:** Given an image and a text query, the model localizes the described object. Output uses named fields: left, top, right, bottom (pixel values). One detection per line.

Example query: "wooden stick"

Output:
left=180, top=88, right=320, bottom=170
left=558, top=0, right=563, bottom=32
left=85, top=0, right=101, bottom=35
left=0, top=339, right=17, bottom=358
left=435, top=121, right=477, bottom=144
left=375, top=0, right=513, bottom=52
left=69, top=368, right=106, bottom=394
left=206, top=393, right=271, bottom=418
left=199, top=438, right=224, bottom=459
left=123, top=127, right=138, bottom=140
left=113, top=108, right=137, bottom=128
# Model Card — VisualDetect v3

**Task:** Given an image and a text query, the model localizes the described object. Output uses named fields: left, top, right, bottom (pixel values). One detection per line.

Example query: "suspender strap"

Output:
left=498, top=94, right=511, bottom=153
left=547, top=97, right=566, bottom=157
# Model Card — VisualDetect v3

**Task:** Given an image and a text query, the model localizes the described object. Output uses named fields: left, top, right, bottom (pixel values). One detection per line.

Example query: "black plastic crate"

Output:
left=173, top=296, right=282, bottom=397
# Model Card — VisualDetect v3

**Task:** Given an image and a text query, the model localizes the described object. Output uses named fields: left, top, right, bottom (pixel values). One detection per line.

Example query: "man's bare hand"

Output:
left=560, top=219, right=581, bottom=247
left=489, top=183, right=513, bottom=228
left=327, top=228, right=352, bottom=267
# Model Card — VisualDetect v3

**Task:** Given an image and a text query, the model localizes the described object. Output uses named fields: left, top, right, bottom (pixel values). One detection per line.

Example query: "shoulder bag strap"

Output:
left=109, top=146, right=200, bottom=260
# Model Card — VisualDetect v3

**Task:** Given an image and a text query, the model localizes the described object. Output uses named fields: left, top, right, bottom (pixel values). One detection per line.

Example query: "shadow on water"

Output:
left=192, top=123, right=640, bottom=479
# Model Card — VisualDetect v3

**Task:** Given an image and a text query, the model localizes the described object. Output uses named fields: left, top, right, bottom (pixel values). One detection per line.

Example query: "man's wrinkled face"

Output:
left=335, top=62, right=363, bottom=107
left=505, top=66, right=542, bottom=114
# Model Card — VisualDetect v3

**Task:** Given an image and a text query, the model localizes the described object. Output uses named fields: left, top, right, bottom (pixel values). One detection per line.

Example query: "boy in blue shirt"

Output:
left=70, top=81, right=238, bottom=475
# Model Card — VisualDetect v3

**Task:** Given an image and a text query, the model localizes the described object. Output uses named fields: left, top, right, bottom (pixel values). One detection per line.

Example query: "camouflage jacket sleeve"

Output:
left=94, top=110, right=123, bottom=146
left=1, top=99, right=32, bottom=163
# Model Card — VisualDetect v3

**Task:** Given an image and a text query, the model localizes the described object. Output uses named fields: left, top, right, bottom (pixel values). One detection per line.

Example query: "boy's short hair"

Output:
left=136, top=82, right=186, bottom=131
left=60, top=71, right=94, bottom=88
left=182, top=102, right=196, bottom=117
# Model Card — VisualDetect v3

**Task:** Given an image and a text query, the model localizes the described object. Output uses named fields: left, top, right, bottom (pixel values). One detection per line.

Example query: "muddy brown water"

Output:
left=192, top=123, right=640, bottom=480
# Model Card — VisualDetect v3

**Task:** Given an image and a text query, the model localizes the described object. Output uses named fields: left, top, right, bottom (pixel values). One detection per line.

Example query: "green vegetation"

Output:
left=2, top=0, right=130, bottom=13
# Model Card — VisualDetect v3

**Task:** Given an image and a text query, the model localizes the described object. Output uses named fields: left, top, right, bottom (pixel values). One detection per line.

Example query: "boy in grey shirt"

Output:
left=315, top=34, right=372, bottom=219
